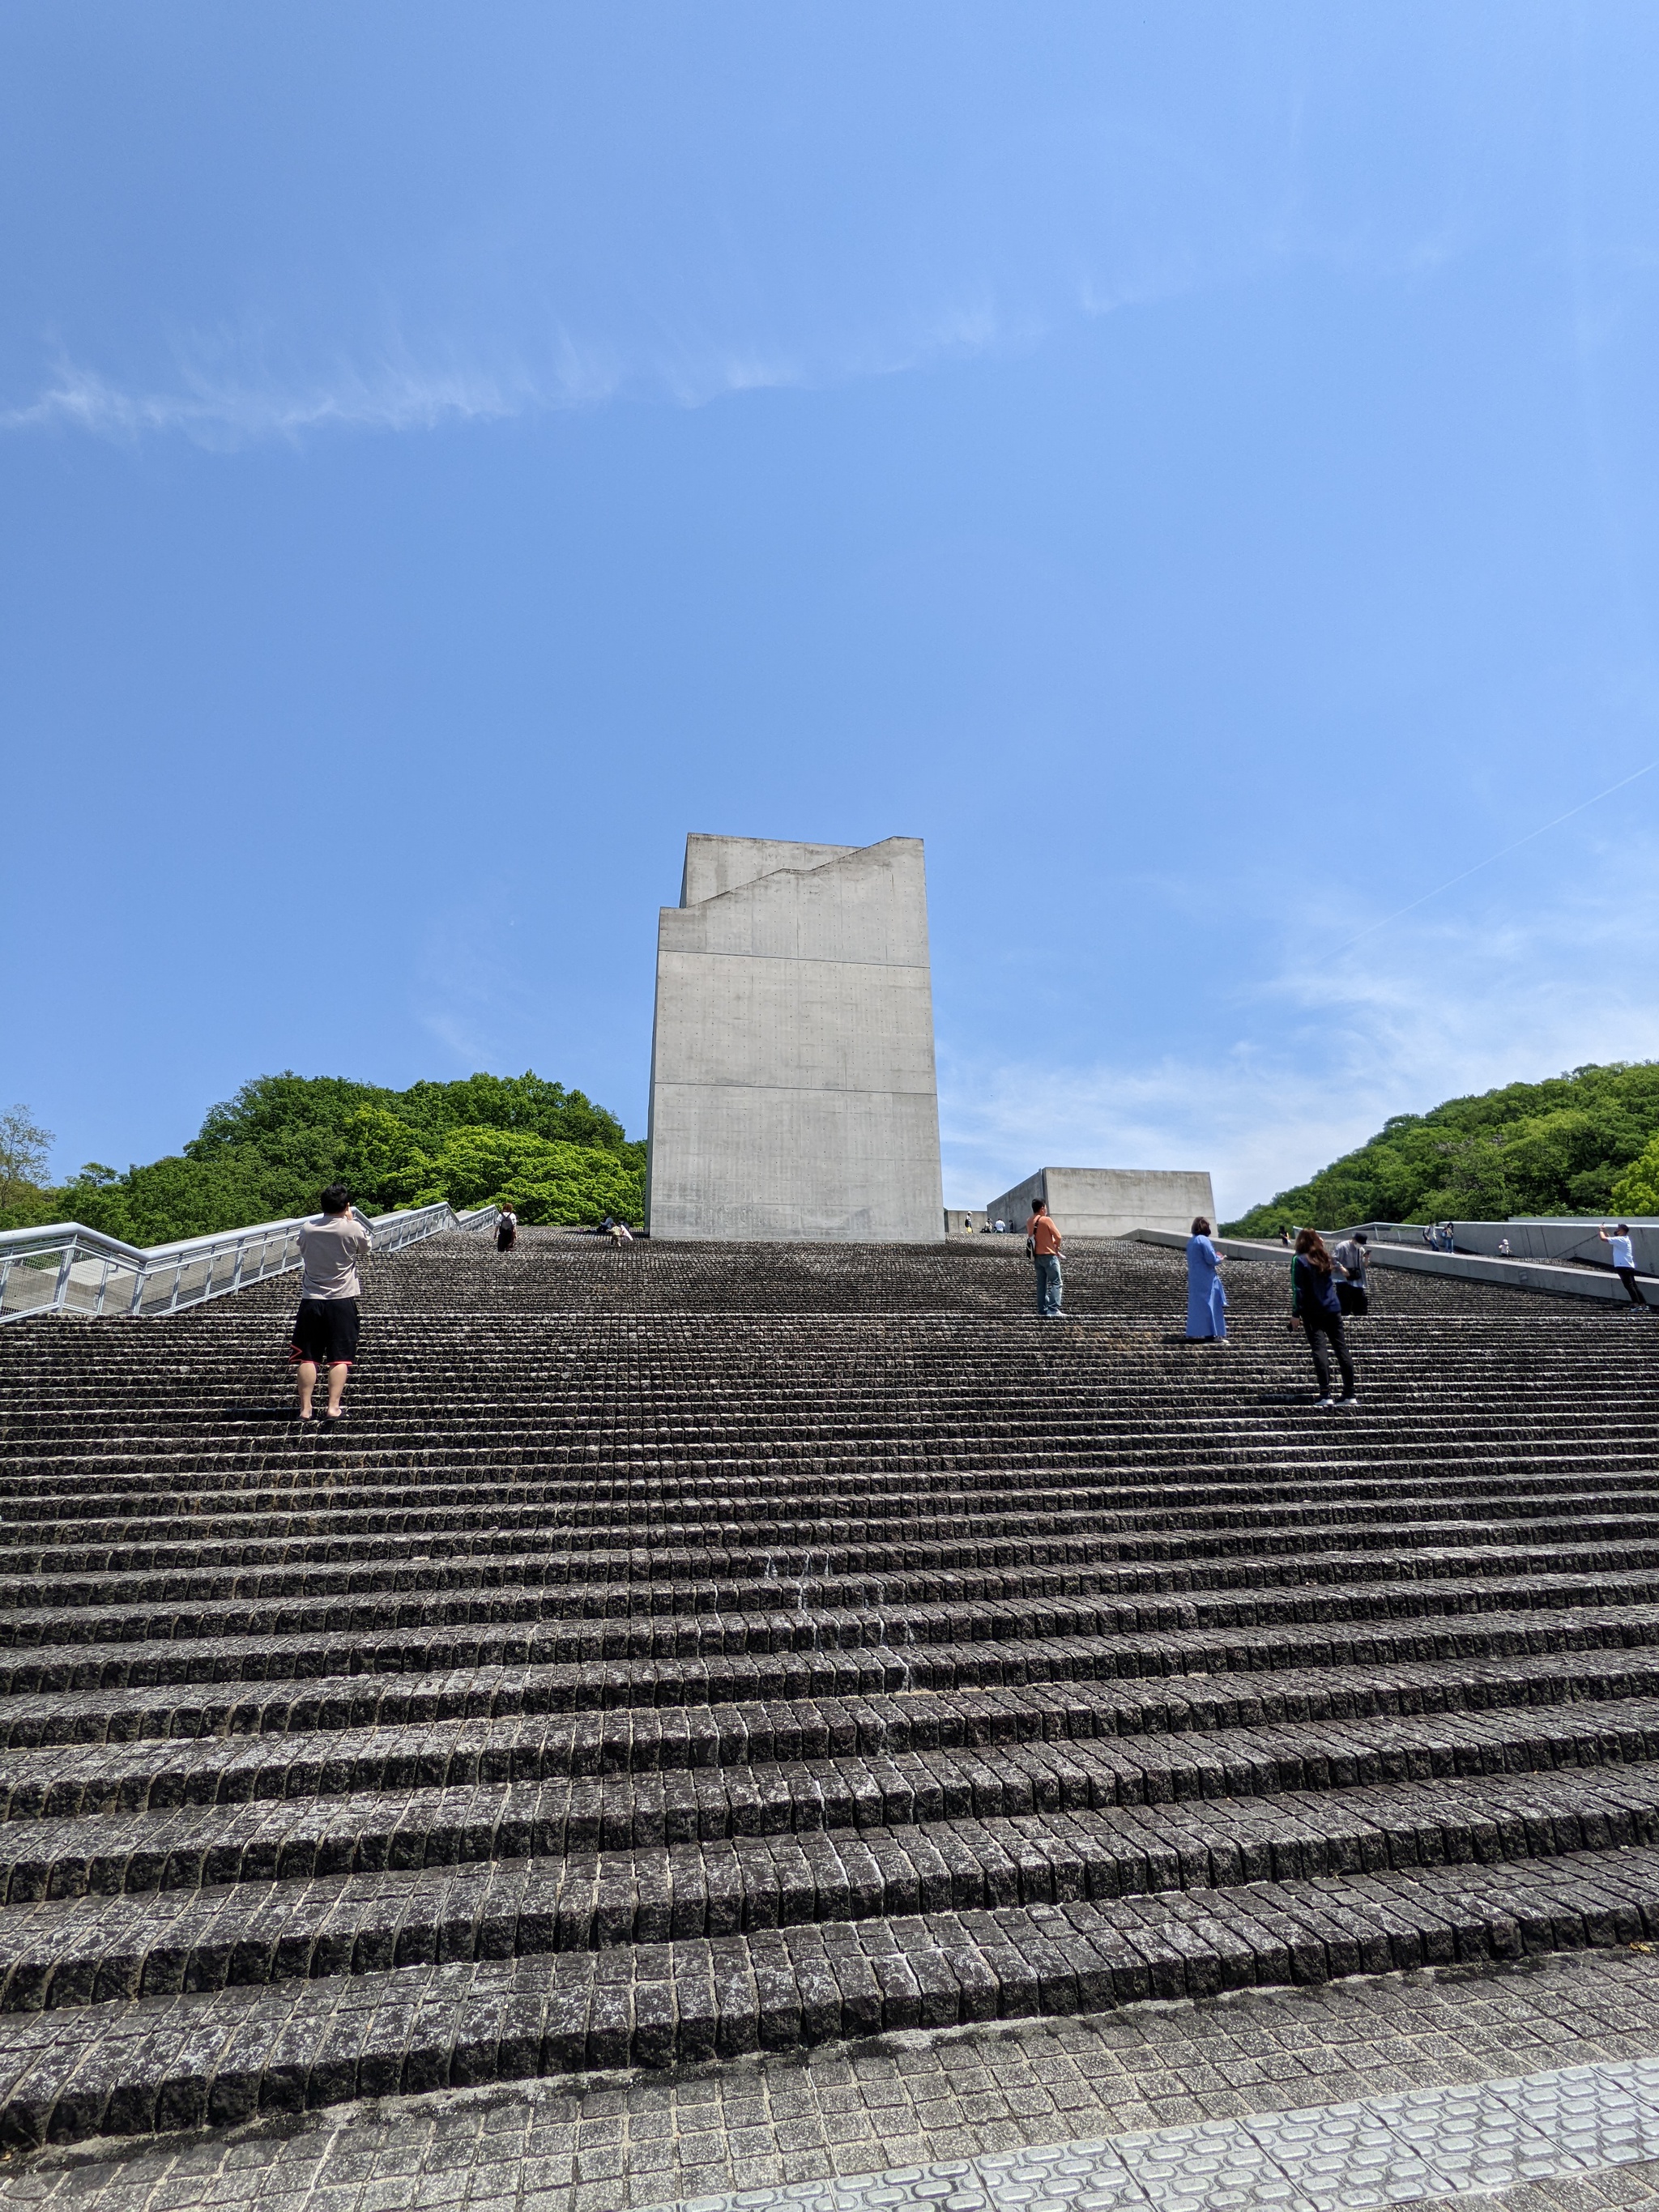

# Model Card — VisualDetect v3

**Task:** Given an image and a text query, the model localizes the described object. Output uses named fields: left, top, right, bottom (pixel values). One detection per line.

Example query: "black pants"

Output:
left=1304, top=1314, right=1355, bottom=1399
left=1618, top=1266, right=1649, bottom=1308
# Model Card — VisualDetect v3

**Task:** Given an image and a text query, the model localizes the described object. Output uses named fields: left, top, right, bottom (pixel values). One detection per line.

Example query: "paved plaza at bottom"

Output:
left=11, top=1950, right=1659, bottom=2212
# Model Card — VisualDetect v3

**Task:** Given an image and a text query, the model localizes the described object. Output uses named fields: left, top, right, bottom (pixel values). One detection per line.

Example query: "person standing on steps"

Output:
left=290, top=1184, right=371, bottom=1426
left=1185, top=1217, right=1228, bottom=1341
left=1331, top=1229, right=1371, bottom=1317
left=1290, top=1227, right=1358, bottom=1409
left=1600, top=1222, right=1653, bottom=1311
left=496, top=1203, right=518, bottom=1254
left=1026, top=1196, right=1065, bottom=1318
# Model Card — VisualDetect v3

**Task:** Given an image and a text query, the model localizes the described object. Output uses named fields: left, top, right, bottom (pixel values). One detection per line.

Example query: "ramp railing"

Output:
left=0, top=1201, right=499, bottom=1324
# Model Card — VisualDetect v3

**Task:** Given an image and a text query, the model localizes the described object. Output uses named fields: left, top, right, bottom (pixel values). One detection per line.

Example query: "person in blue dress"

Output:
left=1185, top=1216, right=1228, bottom=1341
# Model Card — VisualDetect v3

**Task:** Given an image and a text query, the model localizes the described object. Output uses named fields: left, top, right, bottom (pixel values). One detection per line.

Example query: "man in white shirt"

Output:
left=290, top=1185, right=373, bottom=1422
left=1331, top=1230, right=1370, bottom=1316
left=1600, top=1221, right=1652, bottom=1311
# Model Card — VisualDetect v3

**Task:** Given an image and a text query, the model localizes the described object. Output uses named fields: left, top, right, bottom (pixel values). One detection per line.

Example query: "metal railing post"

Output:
left=53, top=1242, right=77, bottom=1313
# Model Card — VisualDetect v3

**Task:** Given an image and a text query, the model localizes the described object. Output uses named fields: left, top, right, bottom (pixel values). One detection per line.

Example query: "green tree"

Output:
left=332, top=1108, right=435, bottom=1211
left=41, top=1068, right=646, bottom=1245
left=1225, top=1062, right=1659, bottom=1234
left=0, top=1106, right=63, bottom=1231
left=1612, top=1137, right=1659, bottom=1217
left=66, top=1149, right=308, bottom=1246
left=416, top=1127, right=643, bottom=1225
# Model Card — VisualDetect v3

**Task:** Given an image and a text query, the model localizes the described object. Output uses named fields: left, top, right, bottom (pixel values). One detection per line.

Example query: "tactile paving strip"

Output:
left=651, top=2056, right=1659, bottom=2212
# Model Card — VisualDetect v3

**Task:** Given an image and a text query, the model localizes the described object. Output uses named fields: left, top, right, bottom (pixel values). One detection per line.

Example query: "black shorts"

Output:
left=289, top=1298, right=360, bottom=1366
left=1335, top=1280, right=1369, bottom=1316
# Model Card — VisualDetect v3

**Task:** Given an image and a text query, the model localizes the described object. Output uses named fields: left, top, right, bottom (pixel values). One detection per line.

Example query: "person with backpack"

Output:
left=1290, top=1228, right=1358, bottom=1409
left=1331, top=1229, right=1371, bottom=1316
left=496, top=1204, right=518, bottom=1254
left=1185, top=1216, right=1228, bottom=1340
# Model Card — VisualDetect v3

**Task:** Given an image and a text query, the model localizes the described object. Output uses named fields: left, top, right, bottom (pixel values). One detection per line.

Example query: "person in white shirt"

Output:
left=290, top=1186, right=372, bottom=1422
left=1599, top=1221, right=1652, bottom=1311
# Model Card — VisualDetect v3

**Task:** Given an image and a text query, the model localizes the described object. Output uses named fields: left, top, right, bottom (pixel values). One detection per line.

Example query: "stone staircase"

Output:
left=1, top=1231, right=1656, bottom=2153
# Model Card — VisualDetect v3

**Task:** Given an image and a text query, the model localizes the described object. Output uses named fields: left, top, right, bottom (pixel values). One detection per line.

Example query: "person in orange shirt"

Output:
left=1026, top=1197, right=1065, bottom=1317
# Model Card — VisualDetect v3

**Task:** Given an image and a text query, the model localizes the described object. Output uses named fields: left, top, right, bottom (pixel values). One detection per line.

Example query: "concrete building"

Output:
left=986, top=1166, right=1217, bottom=1238
left=646, top=834, right=945, bottom=1242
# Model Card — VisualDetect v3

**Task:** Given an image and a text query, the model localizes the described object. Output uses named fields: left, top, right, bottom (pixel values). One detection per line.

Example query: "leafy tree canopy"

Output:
left=0, top=1072, right=645, bottom=1243
left=1613, top=1136, right=1659, bottom=1217
left=0, top=1105, right=61, bottom=1231
left=1225, top=1062, right=1659, bottom=1235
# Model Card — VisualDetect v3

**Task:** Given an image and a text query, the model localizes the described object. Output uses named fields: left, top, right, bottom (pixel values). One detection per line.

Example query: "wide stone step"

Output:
left=8, top=1445, right=1655, bottom=1513
left=4, top=1841, right=1657, bottom=2150
left=9, top=1694, right=1659, bottom=1901
left=15, top=1648, right=1659, bottom=1826
left=13, top=1651, right=1659, bottom=1820
left=19, top=1548, right=1659, bottom=1654
left=11, top=1605, right=1659, bottom=1750
left=16, top=1501, right=1659, bottom=1583
left=15, top=1531, right=1659, bottom=1625
left=10, top=1762, right=1659, bottom=2013
left=4, top=1571, right=1657, bottom=1694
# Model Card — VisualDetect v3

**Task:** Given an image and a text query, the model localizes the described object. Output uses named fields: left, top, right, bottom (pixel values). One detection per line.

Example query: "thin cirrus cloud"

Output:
left=0, top=288, right=1045, bottom=450
left=940, top=843, right=1659, bottom=1220
left=2, top=346, right=582, bottom=447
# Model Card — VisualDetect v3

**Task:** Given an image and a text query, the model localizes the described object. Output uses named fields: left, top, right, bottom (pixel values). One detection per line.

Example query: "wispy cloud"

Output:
left=940, top=843, right=1659, bottom=1220
left=412, top=889, right=546, bottom=1072
left=2, top=352, right=561, bottom=448
left=0, top=292, right=1035, bottom=452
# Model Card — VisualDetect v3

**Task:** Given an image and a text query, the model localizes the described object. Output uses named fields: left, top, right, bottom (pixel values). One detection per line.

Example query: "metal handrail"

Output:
left=0, top=1200, right=499, bottom=1324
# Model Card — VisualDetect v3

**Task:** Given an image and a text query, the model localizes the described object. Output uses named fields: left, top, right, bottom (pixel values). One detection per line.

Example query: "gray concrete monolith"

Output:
left=646, top=834, right=946, bottom=1242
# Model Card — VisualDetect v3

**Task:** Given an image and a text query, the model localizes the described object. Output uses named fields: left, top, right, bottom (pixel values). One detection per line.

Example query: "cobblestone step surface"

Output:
left=12, top=1761, right=1659, bottom=2011
left=20, top=1501, right=1659, bottom=1584
left=2, top=1231, right=1657, bottom=2151
left=12, top=1655, right=1659, bottom=1822
left=10, top=1697, right=1659, bottom=1897
left=4, top=1839, right=1659, bottom=2150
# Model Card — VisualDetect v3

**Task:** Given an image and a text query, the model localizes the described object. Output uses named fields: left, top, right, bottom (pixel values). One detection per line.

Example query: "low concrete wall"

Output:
left=944, top=1210, right=988, bottom=1234
left=1127, top=1227, right=1645, bottom=1305
left=986, top=1167, right=1217, bottom=1239
left=1343, top=1217, right=1659, bottom=1276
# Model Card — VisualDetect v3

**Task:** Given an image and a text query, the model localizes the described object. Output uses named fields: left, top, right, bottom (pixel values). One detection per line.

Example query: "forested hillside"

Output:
left=0, top=1072, right=646, bottom=1242
left=1225, top=1062, right=1659, bottom=1234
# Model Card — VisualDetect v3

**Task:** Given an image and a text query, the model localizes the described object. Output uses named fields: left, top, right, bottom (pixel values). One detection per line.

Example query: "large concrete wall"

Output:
left=646, top=834, right=945, bottom=1242
left=986, top=1166, right=1217, bottom=1238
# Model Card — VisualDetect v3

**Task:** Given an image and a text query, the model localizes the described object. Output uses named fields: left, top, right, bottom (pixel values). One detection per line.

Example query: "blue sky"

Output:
left=6, top=3, right=1659, bottom=1218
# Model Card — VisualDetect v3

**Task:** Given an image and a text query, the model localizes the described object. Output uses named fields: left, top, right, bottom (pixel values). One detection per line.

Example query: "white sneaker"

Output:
left=1315, top=1397, right=1335, bottom=1410
left=1337, top=1396, right=1360, bottom=1409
